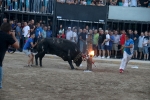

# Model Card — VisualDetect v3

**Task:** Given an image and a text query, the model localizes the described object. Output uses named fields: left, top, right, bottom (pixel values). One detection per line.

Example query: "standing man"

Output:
left=79, top=28, right=87, bottom=54
left=133, top=30, right=139, bottom=59
left=0, top=23, right=19, bottom=89
left=29, top=19, right=35, bottom=34
left=72, top=28, right=77, bottom=43
left=35, top=23, right=43, bottom=42
left=109, top=31, right=114, bottom=58
left=46, top=26, right=52, bottom=38
left=128, top=29, right=134, bottom=40
left=98, top=29, right=106, bottom=58
left=143, top=32, right=149, bottom=61
left=119, top=33, right=134, bottom=73
left=104, top=30, right=110, bottom=59
left=120, top=30, right=126, bottom=55
left=138, top=32, right=144, bottom=60
left=93, top=29, right=99, bottom=57
left=66, top=27, right=73, bottom=41
left=15, top=23, right=22, bottom=49
left=77, top=29, right=83, bottom=47
left=112, top=30, right=120, bottom=58
left=22, top=22, right=30, bottom=43
left=42, top=26, right=47, bottom=38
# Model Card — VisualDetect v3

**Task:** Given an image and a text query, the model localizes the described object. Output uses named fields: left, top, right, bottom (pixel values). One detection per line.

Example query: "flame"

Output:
left=89, top=51, right=94, bottom=56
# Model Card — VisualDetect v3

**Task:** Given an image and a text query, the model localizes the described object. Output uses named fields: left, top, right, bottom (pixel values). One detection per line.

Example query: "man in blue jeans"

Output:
left=0, top=23, right=19, bottom=89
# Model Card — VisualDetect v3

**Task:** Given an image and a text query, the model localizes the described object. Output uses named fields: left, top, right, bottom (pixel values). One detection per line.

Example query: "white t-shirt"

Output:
left=138, top=36, right=144, bottom=48
left=72, top=32, right=77, bottom=43
left=123, top=0, right=129, bottom=6
left=66, top=30, right=73, bottom=41
left=143, top=37, right=149, bottom=47
left=59, top=29, right=64, bottom=34
left=23, top=26, right=30, bottom=37
left=105, top=34, right=110, bottom=46
left=83, top=1, right=87, bottom=5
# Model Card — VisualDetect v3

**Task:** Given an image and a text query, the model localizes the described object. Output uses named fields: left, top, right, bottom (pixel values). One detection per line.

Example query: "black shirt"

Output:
left=98, top=34, right=106, bottom=44
left=133, top=34, right=139, bottom=44
left=79, top=32, right=87, bottom=41
left=130, top=34, right=134, bottom=40
left=140, top=0, right=148, bottom=7
left=0, top=31, right=15, bottom=66
left=29, top=24, right=35, bottom=34
left=144, top=36, right=149, bottom=40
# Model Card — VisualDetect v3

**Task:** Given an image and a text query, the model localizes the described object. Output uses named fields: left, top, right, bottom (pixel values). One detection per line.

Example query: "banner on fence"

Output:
left=56, top=3, right=107, bottom=22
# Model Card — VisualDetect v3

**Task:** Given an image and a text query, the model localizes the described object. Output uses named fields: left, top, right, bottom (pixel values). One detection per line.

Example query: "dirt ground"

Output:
left=0, top=53, right=150, bottom=100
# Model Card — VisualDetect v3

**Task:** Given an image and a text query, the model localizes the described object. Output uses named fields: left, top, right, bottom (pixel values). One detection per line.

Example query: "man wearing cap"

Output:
left=66, top=27, right=73, bottom=41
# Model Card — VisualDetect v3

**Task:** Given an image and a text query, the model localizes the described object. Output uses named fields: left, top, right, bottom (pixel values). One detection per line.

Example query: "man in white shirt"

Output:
left=23, top=22, right=30, bottom=42
left=72, top=28, right=77, bottom=43
left=66, top=27, right=73, bottom=41
left=138, top=32, right=144, bottom=60
left=104, top=30, right=110, bottom=59
left=122, top=0, right=129, bottom=6
left=112, top=30, right=120, bottom=58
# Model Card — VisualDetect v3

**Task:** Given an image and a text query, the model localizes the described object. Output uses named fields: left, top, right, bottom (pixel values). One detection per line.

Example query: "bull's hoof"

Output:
left=71, top=68, right=78, bottom=70
left=71, top=68, right=75, bottom=70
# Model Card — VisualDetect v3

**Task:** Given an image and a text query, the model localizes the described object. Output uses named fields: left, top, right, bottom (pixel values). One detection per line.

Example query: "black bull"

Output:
left=35, top=38, right=83, bottom=69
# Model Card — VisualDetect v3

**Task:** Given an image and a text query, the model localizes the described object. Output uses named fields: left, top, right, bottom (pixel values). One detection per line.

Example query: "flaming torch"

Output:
left=84, top=33, right=95, bottom=72
left=89, top=50, right=94, bottom=57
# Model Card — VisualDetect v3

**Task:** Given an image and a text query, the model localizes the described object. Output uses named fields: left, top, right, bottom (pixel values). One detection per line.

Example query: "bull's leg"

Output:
left=67, top=49, right=74, bottom=69
left=68, top=60, right=75, bottom=70
left=35, top=54, right=38, bottom=66
left=39, top=53, right=45, bottom=67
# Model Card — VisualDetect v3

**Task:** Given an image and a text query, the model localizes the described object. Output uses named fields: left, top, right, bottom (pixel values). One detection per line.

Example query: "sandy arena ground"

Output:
left=0, top=53, right=150, bottom=100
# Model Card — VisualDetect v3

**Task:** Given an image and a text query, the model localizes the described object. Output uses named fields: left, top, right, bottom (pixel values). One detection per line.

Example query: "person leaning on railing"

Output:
left=57, top=0, right=66, bottom=3
left=66, top=0, right=75, bottom=4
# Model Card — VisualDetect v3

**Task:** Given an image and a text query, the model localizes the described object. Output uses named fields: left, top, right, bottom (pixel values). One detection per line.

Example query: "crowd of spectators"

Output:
left=0, top=0, right=53, bottom=13
left=57, top=0, right=150, bottom=7
left=1, top=17, right=150, bottom=61
left=57, top=0, right=105, bottom=6
left=1, top=18, right=52, bottom=50
left=57, top=24, right=150, bottom=60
